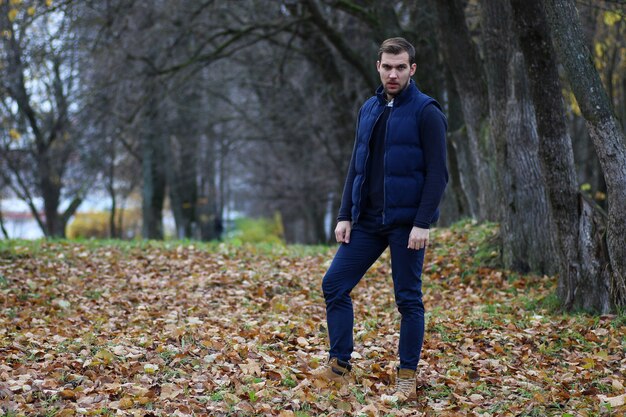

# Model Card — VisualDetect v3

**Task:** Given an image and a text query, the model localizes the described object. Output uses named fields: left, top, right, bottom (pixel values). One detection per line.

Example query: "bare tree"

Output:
left=431, top=0, right=498, bottom=223
left=0, top=1, right=89, bottom=237
left=481, top=0, right=557, bottom=273
left=430, top=0, right=557, bottom=273
left=545, top=0, right=626, bottom=310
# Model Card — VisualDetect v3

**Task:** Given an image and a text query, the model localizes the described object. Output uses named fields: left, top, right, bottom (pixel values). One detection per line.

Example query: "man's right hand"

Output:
left=335, top=221, right=351, bottom=244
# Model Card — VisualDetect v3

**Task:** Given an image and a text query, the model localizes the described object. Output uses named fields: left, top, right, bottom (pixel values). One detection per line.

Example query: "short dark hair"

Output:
left=378, top=37, right=416, bottom=65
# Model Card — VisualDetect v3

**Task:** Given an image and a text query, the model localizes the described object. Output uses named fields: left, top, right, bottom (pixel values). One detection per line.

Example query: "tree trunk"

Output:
left=107, top=142, right=118, bottom=239
left=481, top=0, right=556, bottom=274
left=198, top=132, right=221, bottom=241
left=165, top=134, right=198, bottom=239
left=511, top=0, right=618, bottom=312
left=545, top=0, right=626, bottom=309
left=577, top=196, right=611, bottom=312
left=39, top=154, right=63, bottom=237
left=505, top=53, right=557, bottom=273
left=0, top=205, right=9, bottom=239
left=141, top=102, right=166, bottom=240
left=1, top=4, right=77, bottom=239
left=432, top=0, right=499, bottom=222
left=442, top=67, right=473, bottom=221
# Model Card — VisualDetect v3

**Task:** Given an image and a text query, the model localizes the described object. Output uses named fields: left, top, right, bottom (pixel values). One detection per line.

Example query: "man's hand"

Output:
left=335, top=221, right=352, bottom=243
left=408, top=226, right=429, bottom=250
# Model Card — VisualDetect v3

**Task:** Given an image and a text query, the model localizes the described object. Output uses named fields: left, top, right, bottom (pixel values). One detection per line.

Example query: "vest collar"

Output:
left=376, top=79, right=419, bottom=106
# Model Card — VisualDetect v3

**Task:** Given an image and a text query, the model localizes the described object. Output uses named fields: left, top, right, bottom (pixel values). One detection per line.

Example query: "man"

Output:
left=312, top=37, right=448, bottom=403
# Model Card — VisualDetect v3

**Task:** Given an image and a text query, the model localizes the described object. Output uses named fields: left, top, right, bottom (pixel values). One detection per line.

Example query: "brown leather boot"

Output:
left=389, top=367, right=417, bottom=402
left=311, top=357, right=352, bottom=385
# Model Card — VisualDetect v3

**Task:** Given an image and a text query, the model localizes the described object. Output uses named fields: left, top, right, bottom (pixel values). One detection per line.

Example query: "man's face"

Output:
left=376, top=52, right=416, bottom=99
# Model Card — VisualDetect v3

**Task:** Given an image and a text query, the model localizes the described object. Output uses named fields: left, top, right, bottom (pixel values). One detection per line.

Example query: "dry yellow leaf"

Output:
left=143, top=363, right=159, bottom=374
left=136, top=396, right=151, bottom=405
left=94, top=349, right=115, bottom=365
left=7, top=9, right=18, bottom=22
left=118, top=397, right=134, bottom=409
left=9, top=129, right=20, bottom=140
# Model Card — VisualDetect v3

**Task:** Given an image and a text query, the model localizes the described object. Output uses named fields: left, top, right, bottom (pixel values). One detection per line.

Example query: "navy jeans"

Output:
left=322, top=217, right=426, bottom=370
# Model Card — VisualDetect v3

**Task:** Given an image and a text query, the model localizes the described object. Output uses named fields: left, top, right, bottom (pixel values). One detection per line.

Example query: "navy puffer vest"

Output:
left=342, top=80, right=442, bottom=226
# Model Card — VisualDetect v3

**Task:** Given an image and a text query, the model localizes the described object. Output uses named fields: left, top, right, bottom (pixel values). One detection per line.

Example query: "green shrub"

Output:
left=229, top=213, right=284, bottom=245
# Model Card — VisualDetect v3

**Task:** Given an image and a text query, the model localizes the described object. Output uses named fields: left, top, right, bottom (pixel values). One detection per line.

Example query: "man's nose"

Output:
left=389, top=70, right=398, bottom=78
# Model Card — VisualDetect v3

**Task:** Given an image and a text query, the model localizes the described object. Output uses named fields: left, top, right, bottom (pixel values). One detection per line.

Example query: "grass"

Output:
left=2, top=220, right=626, bottom=416
left=0, top=237, right=332, bottom=261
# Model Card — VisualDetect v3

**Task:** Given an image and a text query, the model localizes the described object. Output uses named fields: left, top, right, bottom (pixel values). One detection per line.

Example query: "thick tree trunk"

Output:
left=443, top=67, right=473, bottom=221
left=512, top=0, right=617, bottom=312
left=141, top=106, right=166, bottom=240
left=432, top=0, right=499, bottom=222
left=545, top=0, right=626, bottom=309
left=438, top=137, right=467, bottom=225
left=481, top=0, right=556, bottom=274
left=39, top=156, right=63, bottom=237
left=198, top=133, right=221, bottom=241
left=165, top=135, right=197, bottom=239
left=577, top=196, right=611, bottom=312
left=504, top=53, right=557, bottom=273
left=165, top=136, right=184, bottom=239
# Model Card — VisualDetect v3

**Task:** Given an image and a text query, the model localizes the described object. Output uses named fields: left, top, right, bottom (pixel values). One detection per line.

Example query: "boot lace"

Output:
left=394, top=376, right=414, bottom=396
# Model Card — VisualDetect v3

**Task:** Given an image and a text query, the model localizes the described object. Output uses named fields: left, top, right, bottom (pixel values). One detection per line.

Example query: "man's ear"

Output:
left=376, top=60, right=381, bottom=71
left=410, top=63, right=417, bottom=76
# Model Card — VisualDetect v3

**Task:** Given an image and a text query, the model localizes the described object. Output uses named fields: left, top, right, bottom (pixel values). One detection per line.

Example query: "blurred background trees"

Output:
left=1, top=0, right=625, bottom=310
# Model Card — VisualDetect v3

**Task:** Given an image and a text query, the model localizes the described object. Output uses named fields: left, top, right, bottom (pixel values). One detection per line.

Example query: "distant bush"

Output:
left=67, top=209, right=141, bottom=239
left=229, top=213, right=284, bottom=245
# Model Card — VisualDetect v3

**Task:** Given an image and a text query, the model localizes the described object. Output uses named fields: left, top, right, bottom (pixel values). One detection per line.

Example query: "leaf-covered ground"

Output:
left=1, top=222, right=625, bottom=417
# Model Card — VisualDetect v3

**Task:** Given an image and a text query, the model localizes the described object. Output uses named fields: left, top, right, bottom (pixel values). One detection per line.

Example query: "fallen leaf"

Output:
left=598, top=393, right=626, bottom=407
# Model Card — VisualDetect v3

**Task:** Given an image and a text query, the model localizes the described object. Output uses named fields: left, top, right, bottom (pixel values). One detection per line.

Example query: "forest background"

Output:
left=1, top=0, right=626, bottom=309
left=2, top=1, right=626, bottom=415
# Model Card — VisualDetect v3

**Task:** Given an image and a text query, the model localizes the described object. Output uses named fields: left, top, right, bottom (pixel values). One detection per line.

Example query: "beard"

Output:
left=384, top=79, right=409, bottom=98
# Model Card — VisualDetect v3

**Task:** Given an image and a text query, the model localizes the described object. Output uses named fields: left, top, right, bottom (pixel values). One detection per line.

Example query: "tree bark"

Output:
left=141, top=97, right=166, bottom=240
left=510, top=0, right=618, bottom=312
left=432, top=0, right=499, bottom=222
left=545, top=0, right=626, bottom=309
left=481, top=0, right=556, bottom=274
left=198, top=131, right=221, bottom=241
left=442, top=67, right=473, bottom=221
left=165, top=133, right=198, bottom=239
left=106, top=144, right=118, bottom=239
left=0, top=205, right=9, bottom=239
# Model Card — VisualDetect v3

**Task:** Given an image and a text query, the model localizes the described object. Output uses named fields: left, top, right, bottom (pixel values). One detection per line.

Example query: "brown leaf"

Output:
left=160, top=383, right=183, bottom=400
left=59, top=389, right=76, bottom=400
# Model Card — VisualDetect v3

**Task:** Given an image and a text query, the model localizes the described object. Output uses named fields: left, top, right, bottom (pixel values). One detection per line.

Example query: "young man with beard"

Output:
left=312, top=37, right=448, bottom=403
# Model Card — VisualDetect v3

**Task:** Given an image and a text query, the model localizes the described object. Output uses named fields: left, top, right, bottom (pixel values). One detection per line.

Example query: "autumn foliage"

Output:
left=0, top=222, right=624, bottom=416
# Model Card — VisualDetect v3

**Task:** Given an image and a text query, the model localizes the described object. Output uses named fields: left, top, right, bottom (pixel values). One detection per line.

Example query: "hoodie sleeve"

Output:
left=413, top=103, right=449, bottom=228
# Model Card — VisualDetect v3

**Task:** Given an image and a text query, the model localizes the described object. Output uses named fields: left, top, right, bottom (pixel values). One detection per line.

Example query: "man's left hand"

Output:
left=408, top=226, right=429, bottom=250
